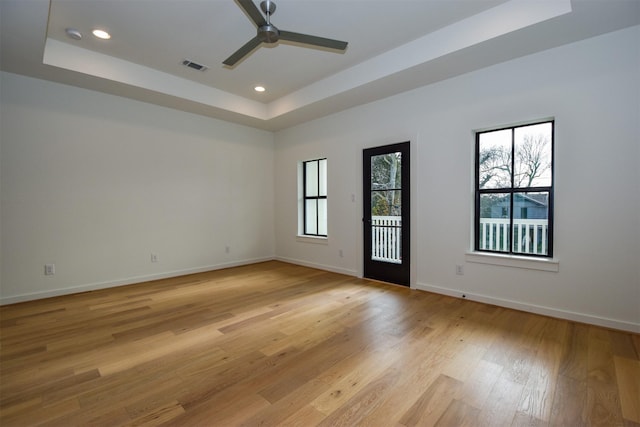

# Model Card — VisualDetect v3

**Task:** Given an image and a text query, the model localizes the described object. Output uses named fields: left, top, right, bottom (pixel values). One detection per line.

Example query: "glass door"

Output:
left=363, top=142, right=410, bottom=286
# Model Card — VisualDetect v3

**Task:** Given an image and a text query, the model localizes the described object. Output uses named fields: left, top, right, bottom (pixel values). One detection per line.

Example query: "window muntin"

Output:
left=475, top=121, right=553, bottom=257
left=303, top=158, right=327, bottom=237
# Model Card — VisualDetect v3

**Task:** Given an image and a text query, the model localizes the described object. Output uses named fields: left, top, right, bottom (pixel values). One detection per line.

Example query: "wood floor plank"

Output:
left=310, top=348, right=402, bottom=415
left=0, top=261, right=637, bottom=426
left=516, top=321, right=565, bottom=422
left=1, top=397, right=80, bottom=426
left=242, top=378, right=330, bottom=426
left=441, top=341, right=485, bottom=382
left=356, top=349, right=451, bottom=425
left=549, top=375, right=587, bottom=426
left=399, top=374, right=463, bottom=426
left=476, top=371, right=525, bottom=426
left=455, top=358, right=504, bottom=410
left=279, top=404, right=328, bottom=427
left=259, top=318, right=347, bottom=356
left=614, top=355, right=640, bottom=424
left=257, top=323, right=379, bottom=405
left=558, top=322, right=589, bottom=381
left=316, top=365, right=403, bottom=427
left=164, top=392, right=270, bottom=426
left=610, top=330, right=640, bottom=360
left=434, top=398, right=481, bottom=427
left=128, top=400, right=185, bottom=427
left=511, top=410, right=547, bottom=426
left=586, top=326, right=625, bottom=426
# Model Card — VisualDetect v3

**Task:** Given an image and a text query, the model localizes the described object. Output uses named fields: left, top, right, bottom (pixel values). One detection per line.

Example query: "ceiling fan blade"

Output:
left=223, top=36, right=262, bottom=66
left=237, top=0, right=267, bottom=27
left=279, top=31, right=348, bottom=51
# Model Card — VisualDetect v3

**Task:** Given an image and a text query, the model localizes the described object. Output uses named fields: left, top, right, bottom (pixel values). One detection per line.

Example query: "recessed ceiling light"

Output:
left=92, top=29, right=111, bottom=40
left=254, top=86, right=266, bottom=92
left=65, top=28, right=82, bottom=40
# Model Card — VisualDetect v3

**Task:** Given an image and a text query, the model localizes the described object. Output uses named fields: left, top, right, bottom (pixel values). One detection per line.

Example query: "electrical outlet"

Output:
left=44, top=264, right=55, bottom=276
left=151, top=253, right=158, bottom=263
left=339, top=249, right=344, bottom=258
left=455, top=264, right=464, bottom=275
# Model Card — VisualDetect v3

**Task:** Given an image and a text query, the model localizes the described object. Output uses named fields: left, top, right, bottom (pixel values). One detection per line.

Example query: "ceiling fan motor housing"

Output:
left=259, top=24, right=280, bottom=43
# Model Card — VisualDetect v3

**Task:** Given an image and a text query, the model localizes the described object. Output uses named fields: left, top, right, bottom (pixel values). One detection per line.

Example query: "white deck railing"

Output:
left=371, top=216, right=549, bottom=261
left=479, top=218, right=549, bottom=255
left=371, top=216, right=402, bottom=264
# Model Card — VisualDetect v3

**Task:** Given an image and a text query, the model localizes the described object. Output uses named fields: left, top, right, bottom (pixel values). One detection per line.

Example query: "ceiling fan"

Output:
left=223, top=0, right=348, bottom=66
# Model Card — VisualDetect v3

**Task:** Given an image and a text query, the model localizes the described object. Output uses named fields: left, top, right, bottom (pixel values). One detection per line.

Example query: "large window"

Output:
left=475, top=121, right=554, bottom=257
left=302, top=158, right=327, bottom=237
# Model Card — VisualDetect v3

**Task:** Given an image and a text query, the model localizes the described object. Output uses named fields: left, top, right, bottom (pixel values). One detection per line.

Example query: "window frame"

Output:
left=302, top=158, right=327, bottom=237
left=474, top=120, right=554, bottom=258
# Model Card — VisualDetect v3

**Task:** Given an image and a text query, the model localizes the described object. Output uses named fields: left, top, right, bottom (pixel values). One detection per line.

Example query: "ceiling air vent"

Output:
left=182, top=59, right=208, bottom=72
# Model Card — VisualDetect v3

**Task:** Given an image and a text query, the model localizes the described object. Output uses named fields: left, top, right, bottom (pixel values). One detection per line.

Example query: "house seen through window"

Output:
left=302, top=158, right=327, bottom=237
left=475, top=120, right=554, bottom=257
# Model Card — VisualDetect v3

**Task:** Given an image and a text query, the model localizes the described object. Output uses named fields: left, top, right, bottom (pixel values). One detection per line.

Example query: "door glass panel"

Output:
left=371, top=152, right=402, bottom=263
left=371, top=153, right=402, bottom=190
left=371, top=190, right=402, bottom=216
left=371, top=214, right=402, bottom=264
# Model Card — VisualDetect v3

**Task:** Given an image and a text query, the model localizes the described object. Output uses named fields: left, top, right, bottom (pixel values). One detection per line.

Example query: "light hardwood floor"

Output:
left=1, top=261, right=639, bottom=426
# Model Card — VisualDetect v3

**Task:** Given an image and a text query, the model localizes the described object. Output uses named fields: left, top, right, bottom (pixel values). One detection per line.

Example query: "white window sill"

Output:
left=296, top=235, right=329, bottom=245
left=465, top=251, right=559, bottom=272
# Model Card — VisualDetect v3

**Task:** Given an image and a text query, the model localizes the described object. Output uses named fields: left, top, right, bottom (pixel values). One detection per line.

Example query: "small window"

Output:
left=302, top=158, right=327, bottom=237
left=475, top=121, right=554, bottom=257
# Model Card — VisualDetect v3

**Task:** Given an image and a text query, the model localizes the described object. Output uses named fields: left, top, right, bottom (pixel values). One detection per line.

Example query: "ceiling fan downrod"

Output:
left=259, top=0, right=279, bottom=43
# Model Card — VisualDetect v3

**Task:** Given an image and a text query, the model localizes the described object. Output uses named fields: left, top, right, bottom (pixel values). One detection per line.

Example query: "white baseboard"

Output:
left=274, top=256, right=358, bottom=278
left=0, top=256, right=275, bottom=305
left=416, top=282, right=640, bottom=333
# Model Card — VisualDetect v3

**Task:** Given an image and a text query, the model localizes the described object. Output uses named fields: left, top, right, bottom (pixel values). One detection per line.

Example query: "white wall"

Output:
left=0, top=72, right=275, bottom=303
left=274, top=26, right=640, bottom=332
